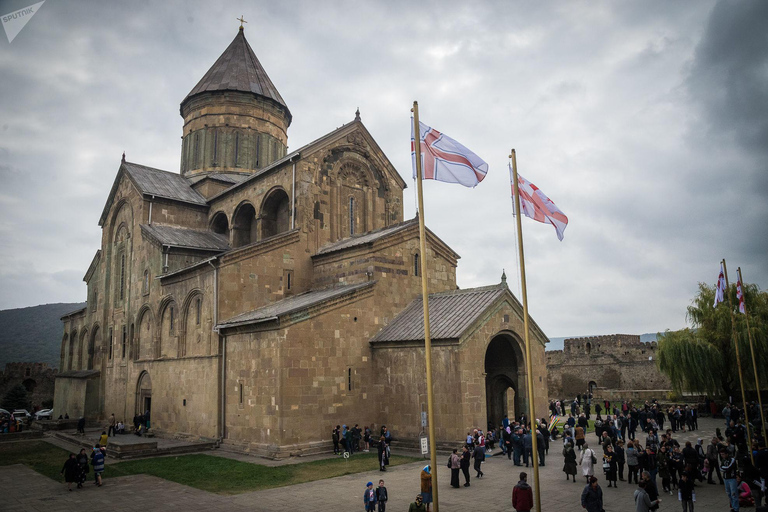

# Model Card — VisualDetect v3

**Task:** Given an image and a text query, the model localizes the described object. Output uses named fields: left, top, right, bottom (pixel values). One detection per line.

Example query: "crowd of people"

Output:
left=332, top=423, right=393, bottom=472
left=60, top=443, right=106, bottom=491
left=549, top=396, right=767, bottom=512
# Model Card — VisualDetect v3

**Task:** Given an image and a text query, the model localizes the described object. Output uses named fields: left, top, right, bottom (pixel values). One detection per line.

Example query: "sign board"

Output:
left=421, top=411, right=427, bottom=427
left=420, top=436, right=429, bottom=455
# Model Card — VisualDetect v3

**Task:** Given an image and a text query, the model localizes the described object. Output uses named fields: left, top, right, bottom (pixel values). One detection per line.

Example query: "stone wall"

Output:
left=0, top=362, right=57, bottom=410
left=546, top=334, right=671, bottom=399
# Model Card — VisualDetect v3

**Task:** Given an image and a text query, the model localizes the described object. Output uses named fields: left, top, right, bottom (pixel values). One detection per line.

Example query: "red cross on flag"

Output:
left=509, top=165, right=569, bottom=241
left=410, top=120, right=488, bottom=188
left=713, top=263, right=726, bottom=308
left=736, top=277, right=746, bottom=314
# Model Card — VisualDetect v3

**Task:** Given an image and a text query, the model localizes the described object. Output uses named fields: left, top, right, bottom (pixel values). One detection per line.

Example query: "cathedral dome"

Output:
left=179, top=27, right=291, bottom=177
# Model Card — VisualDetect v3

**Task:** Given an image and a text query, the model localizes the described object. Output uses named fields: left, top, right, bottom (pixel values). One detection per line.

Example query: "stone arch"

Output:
left=485, top=331, right=526, bottom=427
left=259, top=187, right=290, bottom=239
left=77, top=328, right=89, bottom=371
left=61, top=333, right=69, bottom=370
left=210, top=211, right=229, bottom=239
left=108, top=199, right=134, bottom=243
left=136, top=371, right=152, bottom=416
left=331, top=157, right=377, bottom=239
left=232, top=201, right=257, bottom=247
left=68, top=329, right=77, bottom=371
left=158, top=297, right=178, bottom=358
left=136, top=305, right=155, bottom=360
left=585, top=342, right=592, bottom=355
left=588, top=380, right=597, bottom=395
left=181, top=289, right=204, bottom=357
left=88, top=325, right=100, bottom=370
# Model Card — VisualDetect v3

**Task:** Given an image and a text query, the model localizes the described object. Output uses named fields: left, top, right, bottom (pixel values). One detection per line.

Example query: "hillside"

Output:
left=547, top=332, right=660, bottom=351
left=0, top=303, right=86, bottom=370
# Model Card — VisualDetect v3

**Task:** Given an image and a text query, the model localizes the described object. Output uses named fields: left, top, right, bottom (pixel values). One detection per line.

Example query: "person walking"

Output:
left=60, top=453, right=79, bottom=492
left=579, top=443, right=596, bottom=483
left=627, top=440, right=640, bottom=484
left=420, top=465, right=433, bottom=512
left=75, top=448, right=89, bottom=488
left=634, top=480, right=661, bottom=512
left=90, top=444, right=105, bottom=486
left=563, top=441, right=578, bottom=482
left=460, top=445, right=471, bottom=487
left=512, top=472, right=534, bottom=512
left=581, top=476, right=603, bottom=512
left=603, top=444, right=618, bottom=487
left=615, top=439, right=626, bottom=481
left=449, top=449, right=461, bottom=488
left=472, top=441, right=485, bottom=478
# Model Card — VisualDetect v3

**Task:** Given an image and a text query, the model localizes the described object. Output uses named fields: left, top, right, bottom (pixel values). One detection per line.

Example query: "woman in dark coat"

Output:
left=614, top=440, right=626, bottom=481
left=460, top=445, right=471, bottom=486
left=603, top=444, right=618, bottom=487
left=580, top=476, right=603, bottom=512
left=563, top=441, right=578, bottom=482
left=449, top=449, right=461, bottom=488
left=377, top=436, right=389, bottom=471
left=60, top=453, right=78, bottom=491
left=75, top=448, right=89, bottom=488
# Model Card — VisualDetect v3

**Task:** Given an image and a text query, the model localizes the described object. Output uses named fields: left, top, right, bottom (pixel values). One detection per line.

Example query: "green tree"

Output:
left=657, top=281, right=768, bottom=397
left=2, top=384, right=30, bottom=411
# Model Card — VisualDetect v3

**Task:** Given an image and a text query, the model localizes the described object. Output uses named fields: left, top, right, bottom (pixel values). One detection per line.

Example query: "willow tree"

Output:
left=657, top=281, right=768, bottom=397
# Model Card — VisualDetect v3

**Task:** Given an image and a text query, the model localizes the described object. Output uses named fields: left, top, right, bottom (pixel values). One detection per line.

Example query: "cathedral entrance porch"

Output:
left=485, top=333, right=525, bottom=429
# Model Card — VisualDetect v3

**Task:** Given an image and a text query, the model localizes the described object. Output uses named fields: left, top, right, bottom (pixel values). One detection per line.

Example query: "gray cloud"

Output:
left=0, top=0, right=765, bottom=340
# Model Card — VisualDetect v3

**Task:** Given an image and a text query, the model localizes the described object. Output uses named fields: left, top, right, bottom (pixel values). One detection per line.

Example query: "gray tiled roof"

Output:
left=217, top=282, right=374, bottom=329
left=124, top=162, right=207, bottom=205
left=206, top=172, right=250, bottom=184
left=140, top=224, right=229, bottom=252
left=315, top=218, right=419, bottom=256
left=182, top=29, right=290, bottom=120
left=370, top=285, right=507, bottom=343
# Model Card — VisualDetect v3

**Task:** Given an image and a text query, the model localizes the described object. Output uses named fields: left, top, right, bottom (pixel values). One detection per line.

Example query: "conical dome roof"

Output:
left=181, top=28, right=291, bottom=121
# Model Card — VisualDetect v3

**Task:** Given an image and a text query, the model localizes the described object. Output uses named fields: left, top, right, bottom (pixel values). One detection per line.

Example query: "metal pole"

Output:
left=510, top=149, right=542, bottom=512
left=722, top=259, right=753, bottom=464
left=737, top=267, right=768, bottom=445
left=412, top=101, right=439, bottom=512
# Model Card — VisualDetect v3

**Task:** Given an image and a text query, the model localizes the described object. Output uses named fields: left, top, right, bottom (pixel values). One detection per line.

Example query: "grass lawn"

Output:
left=0, top=441, right=421, bottom=494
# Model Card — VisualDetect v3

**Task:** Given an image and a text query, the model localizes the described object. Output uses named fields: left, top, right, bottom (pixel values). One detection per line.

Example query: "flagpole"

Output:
left=738, top=267, right=768, bottom=445
left=722, top=259, right=753, bottom=463
left=412, top=101, right=440, bottom=512
left=510, top=149, right=542, bottom=512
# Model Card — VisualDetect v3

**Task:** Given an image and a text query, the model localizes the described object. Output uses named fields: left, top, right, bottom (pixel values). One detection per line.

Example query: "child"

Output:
left=375, top=479, right=388, bottom=512
left=363, top=481, right=377, bottom=511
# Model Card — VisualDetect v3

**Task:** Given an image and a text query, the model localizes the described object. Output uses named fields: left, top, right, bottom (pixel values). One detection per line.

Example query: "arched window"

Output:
left=413, top=253, right=420, bottom=277
left=194, top=132, right=200, bottom=168
left=349, top=197, right=355, bottom=235
left=212, top=128, right=219, bottom=165
left=232, top=203, right=256, bottom=247
left=260, top=189, right=290, bottom=239
left=143, top=269, right=150, bottom=295
left=211, top=212, right=229, bottom=238
left=234, top=132, right=240, bottom=167
left=196, top=297, right=201, bottom=325
left=119, top=253, right=126, bottom=300
left=586, top=342, right=592, bottom=355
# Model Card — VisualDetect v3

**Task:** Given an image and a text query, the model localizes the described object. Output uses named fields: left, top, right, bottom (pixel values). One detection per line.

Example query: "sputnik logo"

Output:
left=1, top=1, right=45, bottom=43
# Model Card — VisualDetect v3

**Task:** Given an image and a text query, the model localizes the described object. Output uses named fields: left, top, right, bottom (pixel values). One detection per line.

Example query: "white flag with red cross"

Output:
left=509, top=165, right=569, bottom=241
left=410, top=120, right=488, bottom=188
left=713, top=263, right=726, bottom=308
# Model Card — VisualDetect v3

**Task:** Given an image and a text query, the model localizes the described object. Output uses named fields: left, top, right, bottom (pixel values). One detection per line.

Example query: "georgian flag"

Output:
left=736, top=278, right=746, bottom=314
left=509, top=165, right=569, bottom=241
left=713, top=263, right=726, bottom=308
left=411, top=120, right=488, bottom=188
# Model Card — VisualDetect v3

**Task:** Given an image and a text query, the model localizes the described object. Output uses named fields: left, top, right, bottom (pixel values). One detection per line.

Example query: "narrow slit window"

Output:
left=348, top=367, right=352, bottom=391
left=196, top=298, right=201, bottom=325
left=169, top=307, right=175, bottom=334
left=234, top=133, right=240, bottom=166
left=239, top=383, right=244, bottom=405
left=414, top=253, right=420, bottom=276
left=108, top=328, right=113, bottom=360
left=213, top=129, right=218, bottom=163
left=122, top=325, right=127, bottom=358
left=349, top=197, right=355, bottom=235
left=194, top=133, right=200, bottom=168
left=119, top=253, right=126, bottom=300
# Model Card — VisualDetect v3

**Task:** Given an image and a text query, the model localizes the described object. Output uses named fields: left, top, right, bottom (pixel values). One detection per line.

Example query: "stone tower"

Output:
left=179, top=26, right=292, bottom=177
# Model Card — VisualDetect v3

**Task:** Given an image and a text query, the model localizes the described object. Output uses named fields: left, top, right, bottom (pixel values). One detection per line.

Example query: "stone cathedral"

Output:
left=54, top=27, right=549, bottom=457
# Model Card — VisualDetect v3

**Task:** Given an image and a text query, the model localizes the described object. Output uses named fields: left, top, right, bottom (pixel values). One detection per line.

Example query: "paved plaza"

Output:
left=2, top=417, right=745, bottom=511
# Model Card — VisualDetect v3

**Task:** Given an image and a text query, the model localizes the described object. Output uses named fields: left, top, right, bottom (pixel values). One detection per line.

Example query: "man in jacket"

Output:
left=634, top=480, right=661, bottom=512
left=706, top=436, right=724, bottom=484
left=720, top=448, right=739, bottom=512
left=512, top=472, right=534, bottom=512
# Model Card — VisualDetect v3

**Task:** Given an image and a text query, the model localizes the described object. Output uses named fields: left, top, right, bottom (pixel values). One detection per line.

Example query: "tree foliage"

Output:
left=2, top=384, right=30, bottom=411
left=657, top=281, right=768, bottom=397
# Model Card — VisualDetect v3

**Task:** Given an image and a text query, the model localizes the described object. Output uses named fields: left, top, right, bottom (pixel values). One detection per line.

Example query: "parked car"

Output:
left=12, top=410, right=31, bottom=422
left=35, top=409, right=53, bottom=420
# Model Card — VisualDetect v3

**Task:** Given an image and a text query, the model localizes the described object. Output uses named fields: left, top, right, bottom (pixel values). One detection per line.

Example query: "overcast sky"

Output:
left=0, top=0, right=766, bottom=339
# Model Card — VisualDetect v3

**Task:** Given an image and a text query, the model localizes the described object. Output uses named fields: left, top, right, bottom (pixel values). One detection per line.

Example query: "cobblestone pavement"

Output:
left=1, top=417, right=746, bottom=511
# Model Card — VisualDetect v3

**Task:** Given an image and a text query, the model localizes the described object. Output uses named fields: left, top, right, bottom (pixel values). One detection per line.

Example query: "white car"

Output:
left=35, top=409, right=53, bottom=420
left=12, top=410, right=32, bottom=422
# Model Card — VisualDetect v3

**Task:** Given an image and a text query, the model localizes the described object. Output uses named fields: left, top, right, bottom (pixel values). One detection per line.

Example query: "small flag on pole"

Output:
left=713, top=263, right=726, bottom=308
left=411, top=120, right=488, bottom=187
left=509, top=165, right=568, bottom=241
left=736, top=277, right=746, bottom=314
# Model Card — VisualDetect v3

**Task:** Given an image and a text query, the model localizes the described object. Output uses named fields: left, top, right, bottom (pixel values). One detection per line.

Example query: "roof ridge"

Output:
left=430, top=283, right=504, bottom=297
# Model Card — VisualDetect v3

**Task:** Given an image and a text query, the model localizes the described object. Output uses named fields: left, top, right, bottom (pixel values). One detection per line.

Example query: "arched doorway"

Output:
left=136, top=371, right=152, bottom=416
left=232, top=203, right=256, bottom=247
left=588, top=381, right=597, bottom=396
left=485, top=333, right=525, bottom=428
left=260, top=189, right=290, bottom=239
